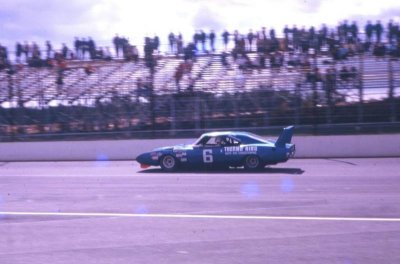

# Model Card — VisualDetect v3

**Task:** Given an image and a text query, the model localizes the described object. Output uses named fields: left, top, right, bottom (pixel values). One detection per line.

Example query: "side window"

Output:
left=205, top=137, right=217, bottom=145
left=225, top=136, right=240, bottom=146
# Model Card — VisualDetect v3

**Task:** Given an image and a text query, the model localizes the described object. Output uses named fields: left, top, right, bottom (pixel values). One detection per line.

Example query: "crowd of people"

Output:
left=0, top=19, right=399, bottom=96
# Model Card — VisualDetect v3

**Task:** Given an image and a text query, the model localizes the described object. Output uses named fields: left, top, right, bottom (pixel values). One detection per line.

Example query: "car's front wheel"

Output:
left=244, top=155, right=262, bottom=171
left=160, top=155, right=178, bottom=172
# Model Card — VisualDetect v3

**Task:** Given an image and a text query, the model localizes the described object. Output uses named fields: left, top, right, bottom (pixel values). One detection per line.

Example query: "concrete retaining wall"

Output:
left=0, top=134, right=399, bottom=161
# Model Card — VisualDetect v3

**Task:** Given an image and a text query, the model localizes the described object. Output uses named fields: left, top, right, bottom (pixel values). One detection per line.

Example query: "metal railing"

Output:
left=0, top=51, right=399, bottom=141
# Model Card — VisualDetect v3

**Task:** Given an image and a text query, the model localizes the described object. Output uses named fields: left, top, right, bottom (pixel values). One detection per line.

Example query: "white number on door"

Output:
left=203, top=149, right=213, bottom=163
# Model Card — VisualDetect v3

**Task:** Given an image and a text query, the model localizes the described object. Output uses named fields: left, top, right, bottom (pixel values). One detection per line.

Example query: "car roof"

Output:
left=201, top=131, right=254, bottom=137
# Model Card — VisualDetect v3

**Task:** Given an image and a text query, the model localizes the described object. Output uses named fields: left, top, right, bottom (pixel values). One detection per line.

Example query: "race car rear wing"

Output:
left=275, top=126, right=294, bottom=147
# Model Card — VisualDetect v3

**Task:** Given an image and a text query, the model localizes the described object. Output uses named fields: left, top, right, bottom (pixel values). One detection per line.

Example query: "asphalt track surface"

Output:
left=0, top=158, right=399, bottom=264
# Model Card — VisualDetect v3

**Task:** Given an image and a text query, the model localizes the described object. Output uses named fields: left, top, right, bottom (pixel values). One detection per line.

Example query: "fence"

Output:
left=0, top=50, right=399, bottom=141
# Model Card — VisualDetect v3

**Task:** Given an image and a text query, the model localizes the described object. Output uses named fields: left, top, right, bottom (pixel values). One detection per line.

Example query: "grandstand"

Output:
left=0, top=29, right=400, bottom=140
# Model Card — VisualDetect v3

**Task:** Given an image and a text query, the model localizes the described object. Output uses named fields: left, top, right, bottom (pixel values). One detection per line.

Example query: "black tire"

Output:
left=244, top=155, right=262, bottom=171
left=160, top=155, right=178, bottom=172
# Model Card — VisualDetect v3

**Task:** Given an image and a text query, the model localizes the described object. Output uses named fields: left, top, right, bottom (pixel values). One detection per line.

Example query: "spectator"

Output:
left=375, top=20, right=383, bottom=43
left=339, top=66, right=350, bottom=83
left=46, top=41, right=52, bottom=59
left=269, top=28, right=276, bottom=39
left=247, top=29, right=254, bottom=51
left=84, top=64, right=94, bottom=75
left=209, top=30, right=216, bottom=52
left=23, top=41, right=30, bottom=61
left=144, top=37, right=156, bottom=73
left=187, top=76, right=195, bottom=92
left=15, top=42, right=23, bottom=63
left=222, top=30, right=230, bottom=50
left=349, top=21, right=358, bottom=44
left=113, top=34, right=121, bottom=58
left=349, top=66, right=358, bottom=83
left=199, top=30, right=206, bottom=52
left=88, top=37, right=96, bottom=59
left=136, top=77, right=148, bottom=101
left=221, top=52, right=229, bottom=67
left=168, top=32, right=176, bottom=54
left=365, top=21, right=373, bottom=42
left=74, top=37, right=81, bottom=59
left=177, top=33, right=184, bottom=55
left=184, top=42, right=197, bottom=61
left=387, top=20, right=396, bottom=44
left=154, top=35, right=160, bottom=52
left=62, top=43, right=69, bottom=59
left=193, top=31, right=200, bottom=49
left=233, top=30, right=240, bottom=46
left=174, top=62, right=184, bottom=92
left=373, top=42, right=386, bottom=57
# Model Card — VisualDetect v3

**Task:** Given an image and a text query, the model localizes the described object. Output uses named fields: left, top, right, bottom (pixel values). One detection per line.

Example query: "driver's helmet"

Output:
left=216, top=136, right=225, bottom=145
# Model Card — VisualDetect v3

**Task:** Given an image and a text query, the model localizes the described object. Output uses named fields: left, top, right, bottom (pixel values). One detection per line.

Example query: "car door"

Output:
left=187, top=136, right=225, bottom=166
left=222, top=136, right=242, bottom=166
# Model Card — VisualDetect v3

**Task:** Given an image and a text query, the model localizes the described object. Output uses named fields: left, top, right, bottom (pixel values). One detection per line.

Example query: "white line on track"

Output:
left=1, top=211, right=400, bottom=222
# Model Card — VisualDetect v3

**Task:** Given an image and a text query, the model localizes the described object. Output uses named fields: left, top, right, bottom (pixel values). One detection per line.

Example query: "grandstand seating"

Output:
left=0, top=49, right=399, bottom=140
left=0, top=51, right=398, bottom=110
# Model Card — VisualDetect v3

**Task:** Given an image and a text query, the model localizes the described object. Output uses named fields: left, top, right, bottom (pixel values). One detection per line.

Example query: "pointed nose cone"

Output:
left=136, top=153, right=151, bottom=164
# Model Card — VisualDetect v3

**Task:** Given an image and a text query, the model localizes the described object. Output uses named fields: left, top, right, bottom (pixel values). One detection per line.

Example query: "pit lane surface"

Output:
left=0, top=158, right=399, bottom=264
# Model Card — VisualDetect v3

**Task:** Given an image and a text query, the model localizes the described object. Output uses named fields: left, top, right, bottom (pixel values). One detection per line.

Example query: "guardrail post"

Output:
left=294, top=82, right=301, bottom=125
left=357, top=53, right=364, bottom=123
left=194, top=96, right=200, bottom=130
left=388, top=58, right=396, bottom=122
left=169, top=96, right=176, bottom=135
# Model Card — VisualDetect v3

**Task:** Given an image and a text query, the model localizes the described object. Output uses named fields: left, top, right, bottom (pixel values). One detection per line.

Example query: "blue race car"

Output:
left=136, top=126, right=295, bottom=171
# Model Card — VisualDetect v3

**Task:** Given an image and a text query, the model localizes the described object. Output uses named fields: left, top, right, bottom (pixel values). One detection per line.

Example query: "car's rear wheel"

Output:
left=244, top=155, right=262, bottom=170
left=160, top=155, right=178, bottom=172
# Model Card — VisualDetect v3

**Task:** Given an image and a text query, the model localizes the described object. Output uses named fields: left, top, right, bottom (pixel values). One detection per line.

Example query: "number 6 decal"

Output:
left=203, top=149, right=213, bottom=163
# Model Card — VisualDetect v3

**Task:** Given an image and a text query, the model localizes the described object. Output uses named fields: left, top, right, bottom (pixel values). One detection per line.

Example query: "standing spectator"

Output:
left=45, top=41, right=52, bottom=59
left=199, top=30, right=206, bottom=52
left=135, top=77, right=144, bottom=102
left=233, top=30, right=240, bottom=46
left=154, top=35, right=160, bottom=52
left=193, top=31, right=201, bottom=49
left=23, top=41, right=30, bottom=61
left=260, top=27, right=267, bottom=40
left=292, top=25, right=299, bottom=50
left=387, top=20, right=396, bottom=44
left=174, top=62, right=184, bottom=92
left=365, top=21, right=374, bottom=42
left=74, top=37, right=81, bottom=59
left=184, top=42, right=197, bottom=61
left=222, top=30, right=230, bottom=50
left=144, top=37, right=156, bottom=73
left=177, top=33, right=184, bottom=55
left=55, top=54, right=67, bottom=90
left=88, top=37, right=96, bottom=59
left=81, top=38, right=88, bottom=59
left=62, top=43, right=69, bottom=59
left=247, top=29, right=254, bottom=51
left=269, top=28, right=276, bottom=39
left=187, top=76, right=195, bottom=92
left=209, top=30, right=216, bottom=52
left=283, top=25, right=290, bottom=49
left=339, top=66, right=350, bottom=85
left=113, top=34, right=121, bottom=58
left=324, top=68, right=337, bottom=108
left=221, top=52, right=229, bottom=67
left=375, top=20, right=383, bottom=43
left=15, top=42, right=23, bottom=63
left=349, top=21, right=358, bottom=43
left=168, top=32, right=176, bottom=54
left=32, top=42, right=41, bottom=60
